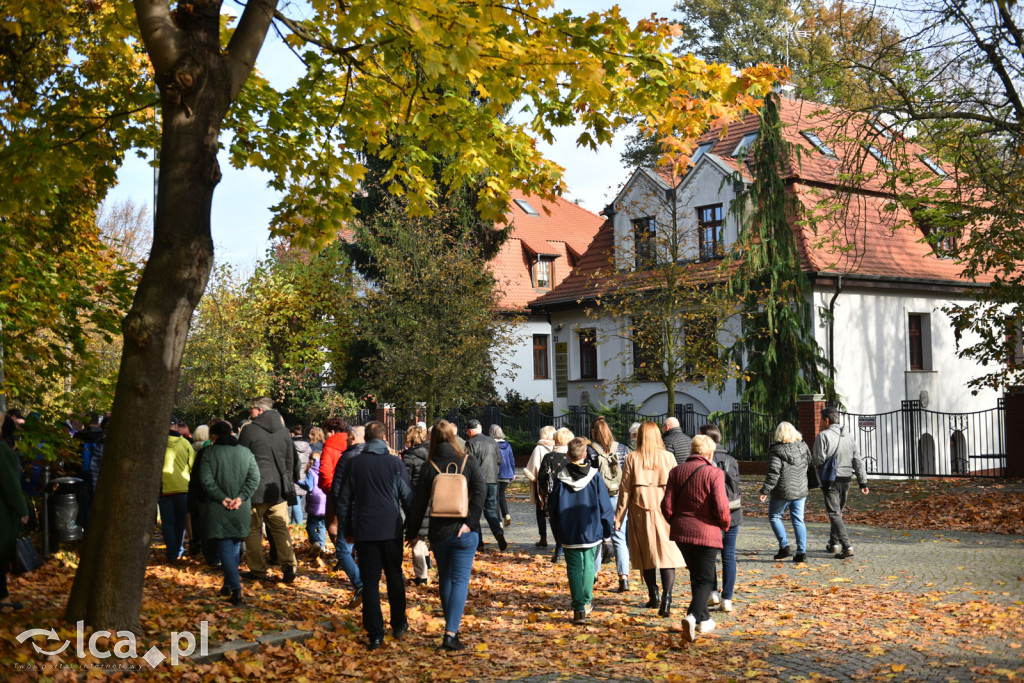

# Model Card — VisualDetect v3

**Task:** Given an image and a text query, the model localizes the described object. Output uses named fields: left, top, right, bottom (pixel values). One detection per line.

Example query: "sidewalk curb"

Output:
left=192, top=620, right=334, bottom=664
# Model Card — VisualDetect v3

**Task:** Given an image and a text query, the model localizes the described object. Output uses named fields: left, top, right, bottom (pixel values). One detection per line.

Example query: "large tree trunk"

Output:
left=65, top=0, right=273, bottom=632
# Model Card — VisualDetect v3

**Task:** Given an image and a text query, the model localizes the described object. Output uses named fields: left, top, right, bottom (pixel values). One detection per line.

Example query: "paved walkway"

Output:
left=495, top=496, right=1024, bottom=682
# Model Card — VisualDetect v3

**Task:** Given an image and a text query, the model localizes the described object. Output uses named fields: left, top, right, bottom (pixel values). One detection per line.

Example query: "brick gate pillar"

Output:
left=797, top=394, right=826, bottom=451
left=1005, top=388, right=1024, bottom=478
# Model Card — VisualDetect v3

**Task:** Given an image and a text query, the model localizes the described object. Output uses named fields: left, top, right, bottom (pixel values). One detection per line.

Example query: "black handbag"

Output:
left=13, top=529, right=43, bottom=575
left=807, top=464, right=821, bottom=490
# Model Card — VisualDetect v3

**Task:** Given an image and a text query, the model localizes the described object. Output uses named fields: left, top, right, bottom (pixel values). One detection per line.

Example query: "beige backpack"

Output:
left=429, top=456, right=469, bottom=518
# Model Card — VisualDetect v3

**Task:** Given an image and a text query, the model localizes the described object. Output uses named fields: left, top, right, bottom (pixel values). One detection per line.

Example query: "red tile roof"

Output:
left=491, top=190, right=605, bottom=311
left=530, top=96, right=986, bottom=310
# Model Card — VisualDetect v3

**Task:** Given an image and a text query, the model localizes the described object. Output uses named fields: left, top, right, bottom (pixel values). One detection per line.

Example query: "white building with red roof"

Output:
left=529, top=96, right=1004, bottom=422
left=490, top=190, right=605, bottom=401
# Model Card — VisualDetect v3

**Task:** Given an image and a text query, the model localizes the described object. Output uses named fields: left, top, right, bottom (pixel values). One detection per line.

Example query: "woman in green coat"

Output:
left=198, top=421, right=260, bottom=605
left=1, top=439, right=30, bottom=611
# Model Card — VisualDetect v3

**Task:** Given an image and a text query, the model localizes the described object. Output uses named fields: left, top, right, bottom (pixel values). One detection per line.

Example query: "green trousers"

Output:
left=564, top=545, right=599, bottom=611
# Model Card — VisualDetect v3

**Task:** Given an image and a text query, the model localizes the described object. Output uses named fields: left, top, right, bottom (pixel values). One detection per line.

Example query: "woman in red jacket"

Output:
left=318, top=418, right=349, bottom=556
left=663, top=434, right=731, bottom=643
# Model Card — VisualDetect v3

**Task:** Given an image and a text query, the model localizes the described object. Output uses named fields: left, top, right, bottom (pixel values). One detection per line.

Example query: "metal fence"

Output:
left=375, top=399, right=1006, bottom=477
left=422, top=403, right=789, bottom=461
left=837, top=399, right=1006, bottom=478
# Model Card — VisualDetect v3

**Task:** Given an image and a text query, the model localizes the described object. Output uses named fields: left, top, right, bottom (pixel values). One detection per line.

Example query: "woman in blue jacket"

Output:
left=491, top=425, right=516, bottom=527
left=548, top=437, right=614, bottom=625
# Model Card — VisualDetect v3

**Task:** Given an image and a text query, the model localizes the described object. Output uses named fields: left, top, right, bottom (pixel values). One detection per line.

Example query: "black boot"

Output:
left=229, top=589, right=243, bottom=605
left=658, top=591, right=672, bottom=617
left=644, top=585, right=659, bottom=608
left=618, top=577, right=629, bottom=593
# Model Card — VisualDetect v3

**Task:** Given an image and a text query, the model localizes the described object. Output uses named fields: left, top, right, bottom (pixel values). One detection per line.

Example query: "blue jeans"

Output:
left=768, top=497, right=806, bottom=553
left=609, top=495, right=630, bottom=576
left=307, top=515, right=326, bottom=548
left=335, top=536, right=362, bottom=589
left=713, top=523, right=739, bottom=599
left=158, top=493, right=188, bottom=561
left=289, top=500, right=304, bottom=525
left=217, top=538, right=242, bottom=591
left=433, top=531, right=478, bottom=635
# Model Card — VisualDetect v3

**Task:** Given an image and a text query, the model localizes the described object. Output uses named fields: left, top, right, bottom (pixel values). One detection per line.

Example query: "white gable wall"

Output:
left=492, top=318, right=554, bottom=402
left=810, top=284, right=1001, bottom=414
left=611, top=162, right=742, bottom=266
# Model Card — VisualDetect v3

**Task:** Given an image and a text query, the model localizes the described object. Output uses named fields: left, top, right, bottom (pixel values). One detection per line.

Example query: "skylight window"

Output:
left=870, top=118, right=893, bottom=139
left=919, top=155, right=947, bottom=177
left=691, top=141, right=715, bottom=164
left=867, top=145, right=892, bottom=167
left=732, top=132, right=758, bottom=157
left=513, top=198, right=540, bottom=216
left=800, top=131, right=837, bottom=158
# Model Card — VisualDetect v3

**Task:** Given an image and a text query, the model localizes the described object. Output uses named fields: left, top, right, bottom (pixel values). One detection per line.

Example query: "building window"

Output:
left=800, top=130, right=837, bottom=158
left=919, top=154, right=947, bottom=177
left=514, top=198, right=540, bottom=215
left=867, top=144, right=892, bottom=167
left=908, top=314, right=927, bottom=370
left=533, top=334, right=550, bottom=379
left=633, top=217, right=656, bottom=270
left=578, top=329, right=598, bottom=380
left=697, top=204, right=724, bottom=260
left=732, top=132, right=758, bottom=157
left=1008, top=317, right=1024, bottom=369
left=691, top=141, right=715, bottom=164
left=631, top=318, right=661, bottom=381
left=684, top=314, right=718, bottom=379
left=533, top=257, right=553, bottom=289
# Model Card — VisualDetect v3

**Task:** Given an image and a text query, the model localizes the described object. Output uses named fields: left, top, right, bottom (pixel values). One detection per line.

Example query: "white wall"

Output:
left=492, top=318, right=554, bottom=402
left=811, top=285, right=1002, bottom=414
left=546, top=307, right=737, bottom=417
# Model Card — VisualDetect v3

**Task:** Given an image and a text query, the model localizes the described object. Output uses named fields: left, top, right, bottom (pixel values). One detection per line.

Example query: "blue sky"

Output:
left=107, top=1, right=677, bottom=268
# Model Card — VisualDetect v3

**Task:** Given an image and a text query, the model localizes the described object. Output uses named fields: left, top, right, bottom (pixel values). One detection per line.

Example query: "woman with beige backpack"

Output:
left=405, top=420, right=486, bottom=651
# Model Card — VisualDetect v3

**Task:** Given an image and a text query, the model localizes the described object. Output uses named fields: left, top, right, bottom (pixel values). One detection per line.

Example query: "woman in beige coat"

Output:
left=614, top=421, right=684, bottom=616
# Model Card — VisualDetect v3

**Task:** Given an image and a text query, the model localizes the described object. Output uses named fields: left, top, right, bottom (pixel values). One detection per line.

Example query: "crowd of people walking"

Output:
left=0, top=402, right=869, bottom=650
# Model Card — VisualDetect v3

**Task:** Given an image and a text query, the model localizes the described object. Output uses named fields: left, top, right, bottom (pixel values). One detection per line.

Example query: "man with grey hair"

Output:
left=811, top=407, right=869, bottom=559
left=467, top=419, right=507, bottom=550
left=662, top=417, right=692, bottom=466
left=239, top=397, right=300, bottom=582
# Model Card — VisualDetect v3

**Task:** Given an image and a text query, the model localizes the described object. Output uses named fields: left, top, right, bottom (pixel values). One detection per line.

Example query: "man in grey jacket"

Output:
left=811, top=407, right=869, bottom=559
left=467, top=419, right=507, bottom=551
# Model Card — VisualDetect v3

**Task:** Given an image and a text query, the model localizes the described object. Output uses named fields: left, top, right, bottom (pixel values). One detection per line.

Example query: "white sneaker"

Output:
left=707, top=590, right=721, bottom=607
left=720, top=599, right=733, bottom=613
left=682, top=614, right=697, bottom=643
left=699, top=618, right=716, bottom=634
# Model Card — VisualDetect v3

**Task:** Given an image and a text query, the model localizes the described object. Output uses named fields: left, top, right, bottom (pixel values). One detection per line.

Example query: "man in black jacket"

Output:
left=338, top=421, right=412, bottom=650
left=239, top=397, right=299, bottom=583
left=662, top=417, right=693, bottom=466
left=466, top=419, right=507, bottom=551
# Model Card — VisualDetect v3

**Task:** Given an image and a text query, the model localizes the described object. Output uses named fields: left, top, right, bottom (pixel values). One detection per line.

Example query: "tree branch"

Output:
left=226, top=0, right=279, bottom=101
left=132, top=0, right=184, bottom=74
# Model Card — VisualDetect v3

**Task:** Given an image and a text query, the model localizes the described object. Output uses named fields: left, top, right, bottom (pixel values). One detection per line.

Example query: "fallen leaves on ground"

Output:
left=741, top=477, right=1024, bottom=535
left=2, top=519, right=1024, bottom=682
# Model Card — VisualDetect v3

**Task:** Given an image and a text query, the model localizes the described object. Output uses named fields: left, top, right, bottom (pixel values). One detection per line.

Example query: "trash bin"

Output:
left=49, top=476, right=85, bottom=543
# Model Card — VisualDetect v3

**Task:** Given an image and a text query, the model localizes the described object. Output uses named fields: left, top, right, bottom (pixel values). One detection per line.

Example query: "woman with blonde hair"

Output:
left=663, top=434, right=731, bottom=642
left=524, top=426, right=556, bottom=547
left=615, top=421, right=684, bottom=615
left=759, top=421, right=810, bottom=563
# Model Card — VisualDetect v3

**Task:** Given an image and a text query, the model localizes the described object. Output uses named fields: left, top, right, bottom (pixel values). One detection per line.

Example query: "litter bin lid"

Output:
left=51, top=476, right=84, bottom=485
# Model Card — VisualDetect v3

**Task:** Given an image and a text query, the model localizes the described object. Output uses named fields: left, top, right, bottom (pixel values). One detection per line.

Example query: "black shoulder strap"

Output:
left=673, top=461, right=709, bottom=510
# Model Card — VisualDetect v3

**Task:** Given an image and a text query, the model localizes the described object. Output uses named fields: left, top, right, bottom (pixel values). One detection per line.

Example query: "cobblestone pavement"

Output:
left=493, top=496, right=1024, bottom=682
